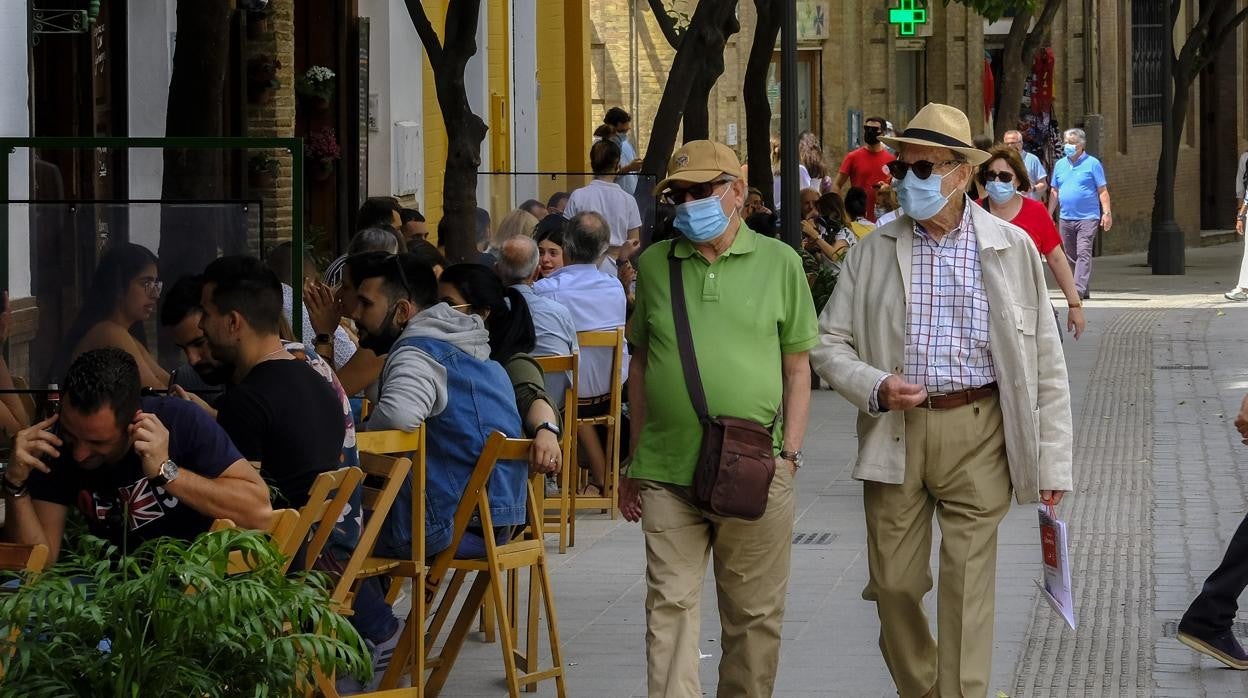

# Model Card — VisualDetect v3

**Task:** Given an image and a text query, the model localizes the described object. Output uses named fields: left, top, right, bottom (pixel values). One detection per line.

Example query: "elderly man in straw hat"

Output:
left=812, top=103, right=1074, bottom=698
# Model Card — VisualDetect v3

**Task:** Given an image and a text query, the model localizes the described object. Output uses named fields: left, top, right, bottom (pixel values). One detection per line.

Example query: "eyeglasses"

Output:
left=661, top=179, right=731, bottom=205
left=981, top=171, right=1015, bottom=184
left=139, top=279, right=163, bottom=296
left=885, top=159, right=963, bottom=181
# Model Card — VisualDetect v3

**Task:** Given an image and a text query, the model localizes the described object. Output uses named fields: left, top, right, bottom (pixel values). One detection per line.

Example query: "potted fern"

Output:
left=0, top=529, right=370, bottom=696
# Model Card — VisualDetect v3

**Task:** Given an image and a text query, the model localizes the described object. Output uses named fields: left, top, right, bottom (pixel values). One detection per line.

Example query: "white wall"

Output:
left=2, top=5, right=31, bottom=297
left=126, top=1, right=176, bottom=252
left=359, top=0, right=426, bottom=206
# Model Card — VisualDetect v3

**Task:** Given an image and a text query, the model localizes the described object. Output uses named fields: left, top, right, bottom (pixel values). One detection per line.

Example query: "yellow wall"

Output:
left=420, top=0, right=591, bottom=241
left=422, top=1, right=448, bottom=241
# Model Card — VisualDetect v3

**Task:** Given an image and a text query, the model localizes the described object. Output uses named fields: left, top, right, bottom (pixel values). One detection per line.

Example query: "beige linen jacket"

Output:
left=811, top=201, right=1074, bottom=503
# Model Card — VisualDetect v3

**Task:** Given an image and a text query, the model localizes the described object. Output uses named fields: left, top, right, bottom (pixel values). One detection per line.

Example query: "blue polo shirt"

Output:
left=1052, top=152, right=1107, bottom=221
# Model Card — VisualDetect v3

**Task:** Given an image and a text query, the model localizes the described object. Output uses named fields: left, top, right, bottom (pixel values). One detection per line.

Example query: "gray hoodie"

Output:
left=366, top=303, right=492, bottom=432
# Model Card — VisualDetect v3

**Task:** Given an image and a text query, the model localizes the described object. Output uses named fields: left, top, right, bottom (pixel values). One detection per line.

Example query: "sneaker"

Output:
left=365, top=624, right=410, bottom=690
left=1226, top=289, right=1248, bottom=301
left=1177, top=626, right=1248, bottom=670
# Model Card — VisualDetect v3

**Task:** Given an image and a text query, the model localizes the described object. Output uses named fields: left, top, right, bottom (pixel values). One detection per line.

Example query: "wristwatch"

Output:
left=149, top=459, right=180, bottom=488
left=778, top=450, right=804, bottom=469
left=1, top=466, right=27, bottom=498
left=534, top=421, right=562, bottom=440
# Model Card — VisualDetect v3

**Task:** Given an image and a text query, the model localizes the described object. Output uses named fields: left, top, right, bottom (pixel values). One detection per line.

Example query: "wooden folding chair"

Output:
left=209, top=508, right=301, bottom=574
left=353, top=429, right=428, bottom=694
left=531, top=354, right=578, bottom=553
left=0, top=542, right=48, bottom=681
left=573, top=328, right=625, bottom=518
left=421, top=432, right=567, bottom=697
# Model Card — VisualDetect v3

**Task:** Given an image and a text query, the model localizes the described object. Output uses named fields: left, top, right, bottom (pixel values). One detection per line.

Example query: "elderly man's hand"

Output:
left=1234, top=393, right=1248, bottom=445
left=878, top=375, right=928, bottom=411
left=619, top=476, right=642, bottom=523
left=801, top=220, right=821, bottom=241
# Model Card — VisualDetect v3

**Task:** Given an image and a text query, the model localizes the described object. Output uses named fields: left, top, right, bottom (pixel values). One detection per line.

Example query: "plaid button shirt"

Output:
left=905, top=204, right=997, bottom=393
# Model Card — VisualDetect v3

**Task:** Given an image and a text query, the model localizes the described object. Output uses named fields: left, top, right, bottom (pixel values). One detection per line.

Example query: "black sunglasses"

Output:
left=981, top=171, right=1015, bottom=184
left=886, top=159, right=963, bottom=181
left=661, top=179, right=730, bottom=205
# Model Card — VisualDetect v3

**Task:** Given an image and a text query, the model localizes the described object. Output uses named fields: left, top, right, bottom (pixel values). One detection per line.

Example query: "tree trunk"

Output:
left=403, top=0, right=487, bottom=264
left=1153, top=69, right=1192, bottom=229
left=744, top=0, right=780, bottom=208
left=158, top=0, right=232, bottom=285
left=641, top=0, right=740, bottom=180
left=994, top=9, right=1032, bottom=142
left=680, top=12, right=739, bottom=142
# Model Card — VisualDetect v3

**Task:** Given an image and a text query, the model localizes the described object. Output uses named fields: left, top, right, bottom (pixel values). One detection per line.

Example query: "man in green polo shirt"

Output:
left=620, top=140, right=817, bottom=697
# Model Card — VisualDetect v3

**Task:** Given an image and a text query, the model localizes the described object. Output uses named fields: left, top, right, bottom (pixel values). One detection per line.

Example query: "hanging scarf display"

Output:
left=1030, top=47, right=1055, bottom=115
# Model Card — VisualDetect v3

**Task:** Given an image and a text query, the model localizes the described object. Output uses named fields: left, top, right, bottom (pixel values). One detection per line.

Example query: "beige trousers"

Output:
left=863, top=394, right=1012, bottom=698
left=638, top=464, right=795, bottom=698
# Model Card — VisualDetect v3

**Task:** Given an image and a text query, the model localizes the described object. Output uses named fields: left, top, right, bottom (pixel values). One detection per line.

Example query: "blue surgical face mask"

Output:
left=985, top=180, right=1017, bottom=205
left=674, top=186, right=734, bottom=243
left=1063, top=143, right=1078, bottom=158
left=896, top=168, right=959, bottom=221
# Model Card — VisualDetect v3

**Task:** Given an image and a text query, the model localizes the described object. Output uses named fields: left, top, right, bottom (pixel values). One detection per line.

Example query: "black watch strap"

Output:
left=535, top=422, right=562, bottom=439
left=2, top=474, right=28, bottom=498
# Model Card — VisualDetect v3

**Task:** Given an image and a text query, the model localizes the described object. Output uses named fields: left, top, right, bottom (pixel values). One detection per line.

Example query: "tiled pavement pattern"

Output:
left=422, top=243, right=1248, bottom=697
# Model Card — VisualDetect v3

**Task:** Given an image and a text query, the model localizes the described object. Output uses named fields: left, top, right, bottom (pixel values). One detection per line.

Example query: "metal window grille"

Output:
left=1131, top=0, right=1166, bottom=125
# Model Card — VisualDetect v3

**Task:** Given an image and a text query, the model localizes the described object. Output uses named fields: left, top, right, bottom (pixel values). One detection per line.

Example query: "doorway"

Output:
left=768, top=49, right=822, bottom=141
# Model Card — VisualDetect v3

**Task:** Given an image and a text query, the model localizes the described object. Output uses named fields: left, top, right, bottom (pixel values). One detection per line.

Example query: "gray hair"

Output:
left=1064, top=128, right=1086, bottom=146
left=1003, top=130, right=1023, bottom=140
left=496, top=235, right=540, bottom=285
left=562, top=212, right=611, bottom=265
left=347, top=226, right=402, bottom=256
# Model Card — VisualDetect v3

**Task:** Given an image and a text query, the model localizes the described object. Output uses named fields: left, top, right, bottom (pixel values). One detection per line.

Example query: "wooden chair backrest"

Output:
left=531, top=352, right=579, bottom=460
left=425, top=432, right=532, bottom=602
left=0, top=542, right=48, bottom=577
left=355, top=428, right=422, bottom=456
left=207, top=508, right=299, bottom=574
left=575, top=328, right=625, bottom=414
left=292, top=467, right=366, bottom=571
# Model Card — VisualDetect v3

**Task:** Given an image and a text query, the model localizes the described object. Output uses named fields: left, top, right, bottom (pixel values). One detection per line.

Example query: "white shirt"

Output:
left=533, top=264, right=629, bottom=398
left=565, top=179, right=642, bottom=248
left=512, top=283, right=580, bottom=410
left=773, top=165, right=812, bottom=210
left=876, top=208, right=903, bottom=227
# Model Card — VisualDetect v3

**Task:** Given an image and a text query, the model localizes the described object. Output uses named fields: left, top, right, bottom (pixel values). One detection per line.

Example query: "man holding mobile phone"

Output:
left=1, top=347, right=270, bottom=562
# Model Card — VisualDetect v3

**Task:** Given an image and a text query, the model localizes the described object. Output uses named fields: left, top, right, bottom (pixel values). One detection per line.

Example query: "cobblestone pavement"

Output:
left=426, top=243, right=1248, bottom=697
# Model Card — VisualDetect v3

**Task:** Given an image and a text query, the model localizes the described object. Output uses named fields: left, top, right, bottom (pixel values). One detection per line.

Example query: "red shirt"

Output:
left=979, top=196, right=1062, bottom=255
left=838, top=147, right=895, bottom=221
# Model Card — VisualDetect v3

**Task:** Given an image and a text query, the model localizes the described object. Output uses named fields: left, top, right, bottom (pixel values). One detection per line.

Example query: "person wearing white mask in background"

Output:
left=1048, top=127, right=1112, bottom=300
left=620, top=139, right=816, bottom=697
left=604, top=107, right=644, bottom=195
left=976, top=145, right=1086, bottom=339
left=812, top=103, right=1073, bottom=698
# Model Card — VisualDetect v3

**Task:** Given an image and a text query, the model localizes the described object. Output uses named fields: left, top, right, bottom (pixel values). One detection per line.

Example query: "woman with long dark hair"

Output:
left=438, top=264, right=563, bottom=475
left=53, top=243, right=168, bottom=388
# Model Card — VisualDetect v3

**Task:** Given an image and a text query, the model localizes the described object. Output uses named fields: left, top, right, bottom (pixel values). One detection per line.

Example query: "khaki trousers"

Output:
left=638, top=464, right=795, bottom=698
left=863, top=394, right=1011, bottom=698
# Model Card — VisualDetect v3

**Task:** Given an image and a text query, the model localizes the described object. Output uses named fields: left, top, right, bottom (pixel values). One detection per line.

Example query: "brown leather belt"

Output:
left=921, top=382, right=998, bottom=410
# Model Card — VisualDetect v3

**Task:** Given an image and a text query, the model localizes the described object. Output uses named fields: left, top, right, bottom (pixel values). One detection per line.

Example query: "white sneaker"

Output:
left=1225, top=289, right=1248, bottom=301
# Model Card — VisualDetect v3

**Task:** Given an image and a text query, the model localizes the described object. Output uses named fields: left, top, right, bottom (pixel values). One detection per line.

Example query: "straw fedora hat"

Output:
left=880, top=103, right=990, bottom=166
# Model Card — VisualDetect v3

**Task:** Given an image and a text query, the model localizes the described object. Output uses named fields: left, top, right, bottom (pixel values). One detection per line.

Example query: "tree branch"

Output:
left=647, top=0, right=683, bottom=49
left=1021, top=0, right=1064, bottom=58
left=1203, top=4, right=1248, bottom=62
left=443, top=0, right=482, bottom=73
left=1169, top=0, right=1182, bottom=27
left=403, top=0, right=444, bottom=69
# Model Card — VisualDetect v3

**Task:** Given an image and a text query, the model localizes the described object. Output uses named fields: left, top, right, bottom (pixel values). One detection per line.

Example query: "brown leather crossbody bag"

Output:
left=668, top=250, right=775, bottom=520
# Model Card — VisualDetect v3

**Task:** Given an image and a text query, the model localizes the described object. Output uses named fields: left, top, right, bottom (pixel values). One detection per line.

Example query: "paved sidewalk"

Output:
left=430, top=242, right=1248, bottom=697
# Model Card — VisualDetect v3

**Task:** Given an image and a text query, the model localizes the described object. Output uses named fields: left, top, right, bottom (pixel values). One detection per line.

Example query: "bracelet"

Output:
left=2, top=474, right=28, bottom=498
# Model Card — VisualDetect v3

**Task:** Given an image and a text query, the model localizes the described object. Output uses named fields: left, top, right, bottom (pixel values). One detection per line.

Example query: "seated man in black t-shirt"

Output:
left=197, top=256, right=348, bottom=511
left=1, top=348, right=271, bottom=562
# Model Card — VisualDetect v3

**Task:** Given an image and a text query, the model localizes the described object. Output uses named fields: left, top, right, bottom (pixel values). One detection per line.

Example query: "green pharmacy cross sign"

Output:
left=888, top=0, right=928, bottom=36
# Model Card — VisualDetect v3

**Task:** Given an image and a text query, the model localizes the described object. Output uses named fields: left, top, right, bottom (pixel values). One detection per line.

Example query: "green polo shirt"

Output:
left=627, top=224, right=818, bottom=486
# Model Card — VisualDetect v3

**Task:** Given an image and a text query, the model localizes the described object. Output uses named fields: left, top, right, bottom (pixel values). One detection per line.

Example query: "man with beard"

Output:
left=835, top=115, right=896, bottom=222
left=1, top=347, right=270, bottom=561
left=345, top=251, right=527, bottom=561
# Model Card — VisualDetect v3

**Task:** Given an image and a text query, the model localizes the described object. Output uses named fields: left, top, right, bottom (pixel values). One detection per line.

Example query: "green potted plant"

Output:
left=0, top=529, right=370, bottom=696
left=306, top=127, right=341, bottom=182
left=295, top=66, right=336, bottom=110
left=248, top=153, right=280, bottom=189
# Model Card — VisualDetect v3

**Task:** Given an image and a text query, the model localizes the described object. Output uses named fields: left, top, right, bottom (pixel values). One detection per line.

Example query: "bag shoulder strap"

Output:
left=667, top=247, right=710, bottom=421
